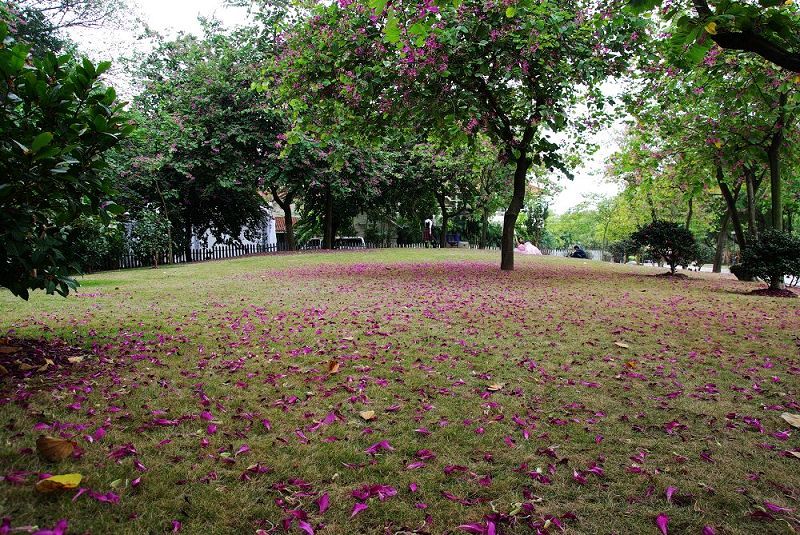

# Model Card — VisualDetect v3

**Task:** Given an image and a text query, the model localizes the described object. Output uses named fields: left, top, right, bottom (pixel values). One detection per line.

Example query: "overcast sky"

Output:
left=67, top=0, right=621, bottom=214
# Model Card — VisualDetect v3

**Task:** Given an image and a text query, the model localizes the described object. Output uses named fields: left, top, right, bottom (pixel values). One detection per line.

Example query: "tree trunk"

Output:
left=713, top=208, right=731, bottom=273
left=767, top=92, right=787, bottom=231
left=184, top=219, right=192, bottom=263
left=501, top=154, right=531, bottom=271
left=745, top=169, right=758, bottom=240
left=479, top=207, right=489, bottom=249
left=154, top=180, right=173, bottom=264
left=323, top=184, right=333, bottom=249
left=717, top=166, right=747, bottom=250
left=685, top=195, right=693, bottom=230
left=440, top=213, right=448, bottom=248
left=284, top=207, right=295, bottom=252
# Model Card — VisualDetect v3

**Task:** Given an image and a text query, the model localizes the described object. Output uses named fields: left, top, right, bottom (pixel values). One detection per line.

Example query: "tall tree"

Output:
left=273, top=0, right=644, bottom=270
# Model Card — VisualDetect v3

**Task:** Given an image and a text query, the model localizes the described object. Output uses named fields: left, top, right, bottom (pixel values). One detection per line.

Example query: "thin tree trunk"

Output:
left=154, top=180, right=173, bottom=264
left=713, top=208, right=731, bottom=273
left=685, top=195, right=693, bottom=230
left=440, top=213, right=448, bottom=248
left=768, top=92, right=787, bottom=231
left=184, top=219, right=192, bottom=263
left=717, top=166, right=747, bottom=250
left=479, top=207, right=489, bottom=249
left=323, top=184, right=333, bottom=249
left=745, top=169, right=758, bottom=239
left=284, top=208, right=295, bottom=252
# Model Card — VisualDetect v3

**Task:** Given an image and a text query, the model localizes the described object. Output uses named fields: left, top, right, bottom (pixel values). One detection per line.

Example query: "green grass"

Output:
left=0, top=249, right=798, bottom=534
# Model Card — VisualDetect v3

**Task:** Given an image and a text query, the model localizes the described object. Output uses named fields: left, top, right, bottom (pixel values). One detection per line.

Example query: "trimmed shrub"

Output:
left=631, top=221, right=697, bottom=274
left=739, top=230, right=800, bottom=290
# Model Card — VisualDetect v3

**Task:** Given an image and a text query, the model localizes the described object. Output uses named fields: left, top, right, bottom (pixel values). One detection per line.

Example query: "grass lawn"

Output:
left=1, top=249, right=799, bottom=534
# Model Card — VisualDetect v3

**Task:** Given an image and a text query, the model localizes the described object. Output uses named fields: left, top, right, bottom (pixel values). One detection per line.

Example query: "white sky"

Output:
left=66, top=0, right=620, bottom=214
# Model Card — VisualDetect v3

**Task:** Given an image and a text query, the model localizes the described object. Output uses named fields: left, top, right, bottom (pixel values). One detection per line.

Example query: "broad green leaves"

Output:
left=0, top=19, right=130, bottom=299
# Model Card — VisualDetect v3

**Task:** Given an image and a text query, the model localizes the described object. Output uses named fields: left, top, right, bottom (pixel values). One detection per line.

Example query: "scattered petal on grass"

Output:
left=655, top=513, right=669, bottom=535
left=351, top=502, right=368, bottom=517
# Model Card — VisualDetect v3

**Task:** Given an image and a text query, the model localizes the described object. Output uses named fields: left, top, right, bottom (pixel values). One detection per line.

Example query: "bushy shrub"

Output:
left=609, top=238, right=639, bottom=263
left=739, top=230, right=800, bottom=290
left=631, top=221, right=697, bottom=274
left=130, top=209, right=172, bottom=268
left=70, top=216, right=125, bottom=273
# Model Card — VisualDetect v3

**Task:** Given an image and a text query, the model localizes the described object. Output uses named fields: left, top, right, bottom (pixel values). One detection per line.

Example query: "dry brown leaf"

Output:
left=38, top=358, right=55, bottom=372
left=790, top=451, right=800, bottom=460
left=487, top=383, right=505, bottom=392
left=0, top=345, right=20, bottom=354
left=0, top=364, right=8, bottom=376
left=614, top=341, right=631, bottom=349
left=36, top=435, right=76, bottom=462
left=16, top=362, right=37, bottom=371
left=327, top=359, right=340, bottom=374
left=67, top=356, right=84, bottom=364
left=35, top=473, right=82, bottom=493
left=625, top=360, right=638, bottom=369
left=359, top=410, right=376, bottom=421
left=781, top=412, right=800, bottom=428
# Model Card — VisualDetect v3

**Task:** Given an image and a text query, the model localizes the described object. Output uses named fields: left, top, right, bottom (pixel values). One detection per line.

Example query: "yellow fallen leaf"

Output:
left=35, top=473, right=82, bottom=493
left=625, top=360, right=638, bottom=369
left=359, top=410, right=376, bottom=421
left=487, top=383, right=505, bottom=392
left=327, top=359, right=340, bottom=374
left=705, top=21, right=717, bottom=35
left=713, top=140, right=723, bottom=149
left=781, top=412, right=800, bottom=428
left=614, top=341, right=630, bottom=349
left=36, top=436, right=76, bottom=462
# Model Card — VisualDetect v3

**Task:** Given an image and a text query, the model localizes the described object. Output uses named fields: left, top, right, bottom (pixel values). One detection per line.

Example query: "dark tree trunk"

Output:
left=323, top=184, right=333, bottom=249
left=284, top=209, right=295, bottom=252
left=768, top=92, right=787, bottom=231
left=745, top=169, right=758, bottom=240
left=685, top=195, right=693, bottom=230
left=270, top=187, right=296, bottom=251
left=713, top=208, right=731, bottom=273
left=439, top=213, right=448, bottom=248
left=479, top=207, right=489, bottom=249
left=717, top=166, right=747, bottom=250
left=501, top=153, right=531, bottom=271
left=184, top=219, right=192, bottom=263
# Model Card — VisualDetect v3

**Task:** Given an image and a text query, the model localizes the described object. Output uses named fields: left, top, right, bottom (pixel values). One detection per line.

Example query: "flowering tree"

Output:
left=630, top=0, right=800, bottom=72
left=273, top=0, right=644, bottom=270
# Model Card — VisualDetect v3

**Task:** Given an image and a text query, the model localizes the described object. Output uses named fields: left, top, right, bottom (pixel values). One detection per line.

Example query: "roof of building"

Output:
left=275, top=217, right=299, bottom=233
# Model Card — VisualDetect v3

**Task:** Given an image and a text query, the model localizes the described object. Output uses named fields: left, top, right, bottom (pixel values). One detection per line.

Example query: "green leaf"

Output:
left=505, top=6, right=517, bottom=17
left=385, top=13, right=401, bottom=44
left=368, top=0, right=388, bottom=13
left=31, top=132, right=54, bottom=153
left=96, top=61, right=112, bottom=75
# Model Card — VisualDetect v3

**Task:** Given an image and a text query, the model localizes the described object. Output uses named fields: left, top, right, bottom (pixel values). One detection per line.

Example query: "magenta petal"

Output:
left=297, top=520, right=314, bottom=535
left=457, top=523, right=484, bottom=534
left=655, top=513, right=669, bottom=535
left=665, top=486, right=677, bottom=503
left=171, top=520, right=182, bottom=532
left=351, top=502, right=368, bottom=517
left=318, top=493, right=330, bottom=514
left=702, top=527, right=716, bottom=535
